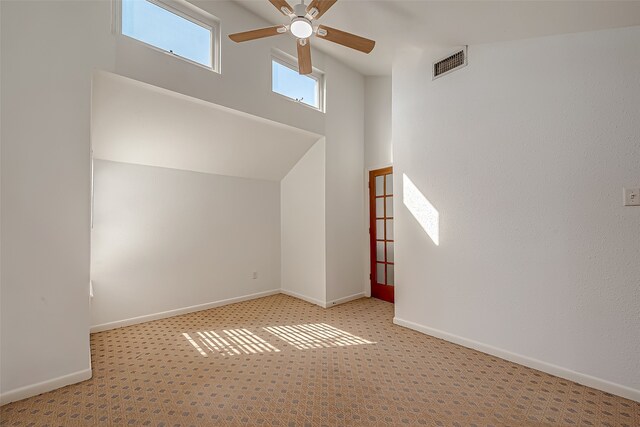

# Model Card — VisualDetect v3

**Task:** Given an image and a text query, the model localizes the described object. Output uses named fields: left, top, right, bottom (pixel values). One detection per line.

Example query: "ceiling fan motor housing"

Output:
left=293, top=3, right=307, bottom=17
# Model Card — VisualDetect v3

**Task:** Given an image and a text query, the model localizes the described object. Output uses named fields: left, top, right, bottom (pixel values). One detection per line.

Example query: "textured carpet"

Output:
left=1, top=294, right=638, bottom=426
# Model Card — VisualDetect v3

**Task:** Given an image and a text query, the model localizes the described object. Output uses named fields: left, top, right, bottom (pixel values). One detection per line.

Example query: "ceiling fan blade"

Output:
left=297, top=40, right=312, bottom=75
left=268, top=0, right=294, bottom=16
left=229, top=26, right=286, bottom=43
left=306, top=0, right=337, bottom=19
left=316, top=25, right=375, bottom=54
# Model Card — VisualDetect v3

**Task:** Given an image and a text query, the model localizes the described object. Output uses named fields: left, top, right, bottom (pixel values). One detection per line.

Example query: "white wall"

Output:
left=281, top=140, right=326, bottom=306
left=324, top=58, right=366, bottom=305
left=364, top=76, right=392, bottom=169
left=1, top=0, right=365, bottom=402
left=1, top=0, right=114, bottom=402
left=91, top=160, right=280, bottom=328
left=91, top=71, right=320, bottom=182
left=114, top=0, right=326, bottom=136
left=393, top=26, right=640, bottom=400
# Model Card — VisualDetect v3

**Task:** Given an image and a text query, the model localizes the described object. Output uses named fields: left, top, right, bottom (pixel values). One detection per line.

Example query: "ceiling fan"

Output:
left=228, top=0, right=375, bottom=75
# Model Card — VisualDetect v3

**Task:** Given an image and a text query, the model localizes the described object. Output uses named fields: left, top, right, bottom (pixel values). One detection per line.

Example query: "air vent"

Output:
left=433, top=47, right=467, bottom=80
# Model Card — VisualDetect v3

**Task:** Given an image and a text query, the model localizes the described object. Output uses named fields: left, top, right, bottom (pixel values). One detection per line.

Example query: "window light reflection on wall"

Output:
left=403, top=173, right=440, bottom=246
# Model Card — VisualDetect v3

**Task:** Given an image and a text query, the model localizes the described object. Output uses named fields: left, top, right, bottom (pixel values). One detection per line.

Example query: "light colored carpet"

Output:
left=1, top=294, right=638, bottom=426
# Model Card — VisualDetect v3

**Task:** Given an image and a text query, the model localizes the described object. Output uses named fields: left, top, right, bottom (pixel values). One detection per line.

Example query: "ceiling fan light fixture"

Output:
left=290, top=17, right=313, bottom=39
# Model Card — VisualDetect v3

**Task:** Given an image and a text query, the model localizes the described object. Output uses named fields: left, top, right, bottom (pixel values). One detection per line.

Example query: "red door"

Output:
left=369, top=167, right=394, bottom=303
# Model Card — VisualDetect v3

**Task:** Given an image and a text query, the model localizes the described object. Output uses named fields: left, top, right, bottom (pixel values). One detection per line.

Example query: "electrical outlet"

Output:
left=623, top=187, right=640, bottom=206
left=252, top=272, right=258, bottom=280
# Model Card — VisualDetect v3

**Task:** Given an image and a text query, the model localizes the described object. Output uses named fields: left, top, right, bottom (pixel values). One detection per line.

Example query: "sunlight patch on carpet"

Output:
left=183, top=329, right=280, bottom=356
left=263, top=323, right=375, bottom=350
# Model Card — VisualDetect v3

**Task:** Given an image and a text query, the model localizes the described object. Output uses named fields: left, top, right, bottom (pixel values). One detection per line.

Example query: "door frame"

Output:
left=368, top=166, right=394, bottom=303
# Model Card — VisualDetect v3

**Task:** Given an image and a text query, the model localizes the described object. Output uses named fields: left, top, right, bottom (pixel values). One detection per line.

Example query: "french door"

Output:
left=369, top=167, right=394, bottom=303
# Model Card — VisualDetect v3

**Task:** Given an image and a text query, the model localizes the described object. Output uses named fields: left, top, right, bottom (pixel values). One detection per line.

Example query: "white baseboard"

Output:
left=90, top=289, right=280, bottom=333
left=393, top=317, right=640, bottom=403
left=0, top=368, right=92, bottom=406
left=279, top=291, right=366, bottom=308
left=280, top=289, right=326, bottom=307
left=92, top=290, right=365, bottom=334
left=325, top=292, right=366, bottom=308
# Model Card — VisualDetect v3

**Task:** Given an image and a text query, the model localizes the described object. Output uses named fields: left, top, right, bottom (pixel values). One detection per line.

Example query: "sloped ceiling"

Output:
left=92, top=71, right=322, bottom=181
left=233, top=0, right=640, bottom=76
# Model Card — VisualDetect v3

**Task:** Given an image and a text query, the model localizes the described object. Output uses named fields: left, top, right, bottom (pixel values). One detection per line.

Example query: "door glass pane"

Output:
left=376, top=220, right=384, bottom=239
left=386, top=219, right=394, bottom=240
left=376, top=241, right=385, bottom=262
left=387, top=265, right=394, bottom=285
left=376, top=263, right=386, bottom=284
left=386, top=197, right=393, bottom=217
left=385, top=174, right=393, bottom=195
left=376, top=198, right=384, bottom=218
left=387, top=242, right=394, bottom=263
left=375, top=175, right=384, bottom=196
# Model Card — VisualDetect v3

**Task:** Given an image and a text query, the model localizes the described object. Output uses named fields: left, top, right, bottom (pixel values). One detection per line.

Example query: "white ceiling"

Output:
left=232, top=0, right=640, bottom=76
left=92, top=71, right=321, bottom=181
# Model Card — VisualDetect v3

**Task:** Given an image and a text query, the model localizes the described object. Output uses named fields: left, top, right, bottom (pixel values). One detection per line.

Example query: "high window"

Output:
left=120, top=0, right=220, bottom=71
left=271, top=55, right=323, bottom=111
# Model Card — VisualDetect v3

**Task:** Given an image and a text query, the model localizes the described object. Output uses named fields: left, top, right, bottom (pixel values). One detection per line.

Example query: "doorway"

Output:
left=369, top=167, right=394, bottom=303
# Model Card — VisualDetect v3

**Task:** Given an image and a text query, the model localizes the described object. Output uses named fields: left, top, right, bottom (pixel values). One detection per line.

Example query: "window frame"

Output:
left=271, top=52, right=325, bottom=112
left=114, top=0, right=221, bottom=73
